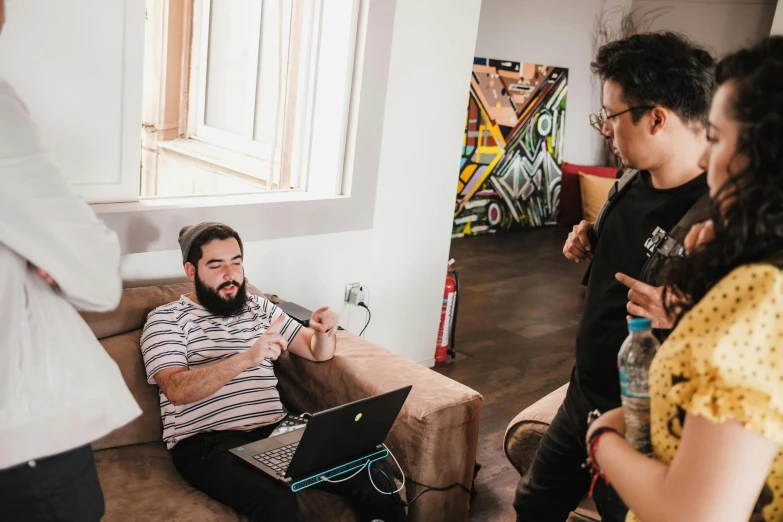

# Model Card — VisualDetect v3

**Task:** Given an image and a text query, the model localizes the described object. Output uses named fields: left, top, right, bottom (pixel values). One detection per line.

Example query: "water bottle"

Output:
left=617, top=318, right=660, bottom=456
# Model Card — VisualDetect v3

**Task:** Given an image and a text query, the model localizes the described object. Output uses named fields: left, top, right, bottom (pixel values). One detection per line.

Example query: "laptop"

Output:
left=230, top=386, right=412, bottom=492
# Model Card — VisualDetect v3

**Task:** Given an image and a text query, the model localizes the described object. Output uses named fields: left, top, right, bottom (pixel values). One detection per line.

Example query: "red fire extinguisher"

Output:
left=435, top=259, right=459, bottom=363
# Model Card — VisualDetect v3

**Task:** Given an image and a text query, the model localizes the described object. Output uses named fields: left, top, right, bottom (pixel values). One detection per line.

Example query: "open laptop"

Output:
left=230, top=386, right=411, bottom=492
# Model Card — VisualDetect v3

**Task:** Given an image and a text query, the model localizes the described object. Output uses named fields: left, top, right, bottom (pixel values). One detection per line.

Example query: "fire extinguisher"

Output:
left=435, top=259, right=460, bottom=363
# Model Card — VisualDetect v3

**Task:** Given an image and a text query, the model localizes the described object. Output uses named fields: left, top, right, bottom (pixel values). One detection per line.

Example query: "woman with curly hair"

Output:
left=586, top=36, right=783, bottom=522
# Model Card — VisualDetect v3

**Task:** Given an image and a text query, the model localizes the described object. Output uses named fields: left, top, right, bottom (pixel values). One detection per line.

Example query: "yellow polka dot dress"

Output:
left=626, top=264, right=783, bottom=522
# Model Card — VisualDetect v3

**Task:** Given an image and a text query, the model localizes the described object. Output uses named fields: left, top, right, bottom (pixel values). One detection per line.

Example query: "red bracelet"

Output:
left=586, top=427, right=619, bottom=497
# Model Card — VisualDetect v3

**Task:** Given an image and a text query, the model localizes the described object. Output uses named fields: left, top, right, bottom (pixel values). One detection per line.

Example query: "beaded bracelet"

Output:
left=585, top=426, right=619, bottom=496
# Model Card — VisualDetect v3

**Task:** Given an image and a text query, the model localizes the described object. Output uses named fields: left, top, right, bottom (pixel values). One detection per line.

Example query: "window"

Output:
left=141, top=0, right=360, bottom=199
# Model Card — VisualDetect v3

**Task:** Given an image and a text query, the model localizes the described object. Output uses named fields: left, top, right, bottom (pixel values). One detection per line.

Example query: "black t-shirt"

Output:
left=574, top=171, right=708, bottom=412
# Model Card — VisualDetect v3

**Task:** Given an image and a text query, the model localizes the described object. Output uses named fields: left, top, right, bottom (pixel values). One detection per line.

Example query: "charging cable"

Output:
left=368, top=443, right=405, bottom=495
left=358, top=302, right=371, bottom=337
left=368, top=444, right=472, bottom=508
left=319, top=460, right=371, bottom=483
left=319, top=443, right=472, bottom=507
left=318, top=439, right=392, bottom=486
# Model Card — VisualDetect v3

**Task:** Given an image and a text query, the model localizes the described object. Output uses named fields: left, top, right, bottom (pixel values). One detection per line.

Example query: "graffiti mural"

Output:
left=454, top=58, right=568, bottom=237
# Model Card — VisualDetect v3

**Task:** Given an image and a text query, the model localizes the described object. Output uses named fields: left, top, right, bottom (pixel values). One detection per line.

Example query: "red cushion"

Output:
left=558, top=162, right=618, bottom=227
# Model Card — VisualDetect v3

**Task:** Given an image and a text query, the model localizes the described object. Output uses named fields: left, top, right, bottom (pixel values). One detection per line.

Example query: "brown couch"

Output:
left=503, top=384, right=600, bottom=522
left=81, top=282, right=483, bottom=522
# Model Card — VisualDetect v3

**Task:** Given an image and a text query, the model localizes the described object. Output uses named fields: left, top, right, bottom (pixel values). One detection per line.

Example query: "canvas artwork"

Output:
left=454, top=58, right=568, bottom=237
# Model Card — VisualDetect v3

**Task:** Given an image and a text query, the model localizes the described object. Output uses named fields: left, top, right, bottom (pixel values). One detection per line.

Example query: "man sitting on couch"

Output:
left=140, top=222, right=405, bottom=522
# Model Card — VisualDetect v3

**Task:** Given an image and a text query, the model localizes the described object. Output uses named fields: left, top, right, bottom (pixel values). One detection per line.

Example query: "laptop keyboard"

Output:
left=252, top=442, right=299, bottom=476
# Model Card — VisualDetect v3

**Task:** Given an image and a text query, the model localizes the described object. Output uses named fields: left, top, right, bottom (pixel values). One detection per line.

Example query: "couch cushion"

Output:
left=81, top=282, right=264, bottom=340
left=92, top=329, right=162, bottom=450
left=579, top=172, right=616, bottom=223
left=95, top=443, right=244, bottom=522
left=81, top=282, right=194, bottom=341
left=504, top=384, right=568, bottom=477
left=558, top=162, right=618, bottom=227
left=94, top=442, right=380, bottom=522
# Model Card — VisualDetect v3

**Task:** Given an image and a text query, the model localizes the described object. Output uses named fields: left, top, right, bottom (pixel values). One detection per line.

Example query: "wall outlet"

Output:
left=348, top=285, right=368, bottom=306
left=344, top=282, right=361, bottom=303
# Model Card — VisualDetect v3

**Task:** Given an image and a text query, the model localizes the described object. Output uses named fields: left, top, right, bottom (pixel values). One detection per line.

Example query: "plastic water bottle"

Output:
left=617, top=318, right=660, bottom=456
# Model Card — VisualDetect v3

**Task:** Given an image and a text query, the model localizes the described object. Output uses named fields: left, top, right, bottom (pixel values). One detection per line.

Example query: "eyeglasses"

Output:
left=588, top=106, right=656, bottom=134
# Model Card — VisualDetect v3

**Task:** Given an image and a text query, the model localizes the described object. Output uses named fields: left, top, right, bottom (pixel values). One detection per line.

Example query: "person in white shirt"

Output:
left=0, top=1, right=141, bottom=520
left=142, top=222, right=405, bottom=522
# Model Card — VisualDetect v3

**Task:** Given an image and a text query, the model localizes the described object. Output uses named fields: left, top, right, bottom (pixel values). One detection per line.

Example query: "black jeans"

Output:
left=513, top=381, right=628, bottom=522
left=0, top=444, right=105, bottom=522
left=171, top=423, right=406, bottom=522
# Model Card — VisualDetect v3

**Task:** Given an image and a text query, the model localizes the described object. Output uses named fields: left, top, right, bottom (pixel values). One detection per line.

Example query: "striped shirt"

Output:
left=141, top=294, right=303, bottom=449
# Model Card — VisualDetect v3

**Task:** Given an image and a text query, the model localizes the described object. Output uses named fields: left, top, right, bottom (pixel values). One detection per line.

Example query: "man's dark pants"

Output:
left=0, top=444, right=105, bottom=522
left=171, top=423, right=406, bottom=522
left=513, top=381, right=628, bottom=522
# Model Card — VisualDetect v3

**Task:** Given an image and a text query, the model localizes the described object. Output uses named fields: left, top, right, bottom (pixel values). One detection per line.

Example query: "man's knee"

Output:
left=248, top=487, right=301, bottom=522
left=512, top=432, right=591, bottom=522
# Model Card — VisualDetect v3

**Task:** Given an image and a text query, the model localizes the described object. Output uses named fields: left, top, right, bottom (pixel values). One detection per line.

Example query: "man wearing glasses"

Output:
left=514, top=32, right=714, bottom=522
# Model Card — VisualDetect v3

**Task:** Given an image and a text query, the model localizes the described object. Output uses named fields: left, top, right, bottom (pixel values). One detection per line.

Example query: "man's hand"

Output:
left=29, top=263, right=59, bottom=291
left=563, top=221, right=594, bottom=263
left=616, top=273, right=675, bottom=330
left=244, top=316, right=289, bottom=366
left=310, top=306, right=339, bottom=338
left=683, top=219, right=715, bottom=254
left=586, top=407, right=626, bottom=445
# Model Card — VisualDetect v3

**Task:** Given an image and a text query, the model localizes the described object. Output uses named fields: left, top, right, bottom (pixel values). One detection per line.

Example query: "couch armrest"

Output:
left=274, top=332, right=483, bottom=522
left=504, top=384, right=568, bottom=477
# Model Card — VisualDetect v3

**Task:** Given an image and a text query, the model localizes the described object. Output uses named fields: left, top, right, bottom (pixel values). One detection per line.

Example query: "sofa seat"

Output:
left=95, top=442, right=358, bottom=522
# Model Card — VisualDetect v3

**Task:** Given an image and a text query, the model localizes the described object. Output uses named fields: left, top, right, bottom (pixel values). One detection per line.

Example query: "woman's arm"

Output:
left=592, top=411, right=777, bottom=522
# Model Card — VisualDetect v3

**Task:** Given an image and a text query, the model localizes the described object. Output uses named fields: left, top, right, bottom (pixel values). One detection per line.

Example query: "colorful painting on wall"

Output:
left=453, top=58, right=568, bottom=237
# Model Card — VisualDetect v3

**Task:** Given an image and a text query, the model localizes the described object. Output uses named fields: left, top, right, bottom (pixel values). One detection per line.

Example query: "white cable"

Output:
left=337, top=302, right=349, bottom=324
left=368, top=443, right=405, bottom=495
left=319, top=460, right=369, bottom=483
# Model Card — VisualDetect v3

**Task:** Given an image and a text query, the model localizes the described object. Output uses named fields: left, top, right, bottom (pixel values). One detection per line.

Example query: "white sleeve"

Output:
left=0, top=80, right=122, bottom=312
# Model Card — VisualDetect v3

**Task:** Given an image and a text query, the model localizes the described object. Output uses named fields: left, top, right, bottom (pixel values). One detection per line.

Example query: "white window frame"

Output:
left=191, top=0, right=269, bottom=159
left=176, top=0, right=360, bottom=196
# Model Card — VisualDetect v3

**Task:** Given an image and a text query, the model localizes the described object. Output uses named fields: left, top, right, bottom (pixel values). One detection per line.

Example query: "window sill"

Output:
left=92, top=189, right=341, bottom=215
left=93, top=136, right=367, bottom=256
left=158, top=138, right=277, bottom=188
left=93, top=185, right=370, bottom=255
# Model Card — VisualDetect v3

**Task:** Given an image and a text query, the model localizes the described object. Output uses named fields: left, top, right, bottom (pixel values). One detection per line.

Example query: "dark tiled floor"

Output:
left=434, top=227, right=586, bottom=522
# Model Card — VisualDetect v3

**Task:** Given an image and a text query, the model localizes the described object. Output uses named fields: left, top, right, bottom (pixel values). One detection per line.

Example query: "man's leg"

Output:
left=513, top=387, right=592, bottom=522
left=315, top=458, right=406, bottom=522
left=0, top=444, right=105, bottom=522
left=171, top=427, right=302, bottom=522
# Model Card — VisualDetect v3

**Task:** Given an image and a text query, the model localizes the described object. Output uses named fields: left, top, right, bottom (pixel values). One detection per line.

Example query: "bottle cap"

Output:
left=628, top=317, right=652, bottom=333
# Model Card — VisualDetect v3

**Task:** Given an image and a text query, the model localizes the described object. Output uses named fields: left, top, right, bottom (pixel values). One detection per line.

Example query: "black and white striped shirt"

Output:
left=141, top=294, right=302, bottom=449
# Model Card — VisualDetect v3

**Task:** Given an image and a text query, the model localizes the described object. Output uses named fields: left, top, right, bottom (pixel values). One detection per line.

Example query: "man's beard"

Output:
left=194, top=271, right=248, bottom=317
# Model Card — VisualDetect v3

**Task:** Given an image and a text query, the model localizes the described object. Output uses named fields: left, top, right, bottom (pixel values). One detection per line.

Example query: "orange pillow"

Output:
left=579, top=172, right=616, bottom=222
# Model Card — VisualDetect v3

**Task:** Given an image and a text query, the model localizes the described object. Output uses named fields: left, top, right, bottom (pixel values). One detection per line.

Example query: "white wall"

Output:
left=773, top=2, right=783, bottom=34
left=474, top=0, right=776, bottom=166
left=632, top=0, right=777, bottom=58
left=473, top=0, right=631, bottom=166
left=0, top=0, right=145, bottom=203
left=121, top=0, right=483, bottom=365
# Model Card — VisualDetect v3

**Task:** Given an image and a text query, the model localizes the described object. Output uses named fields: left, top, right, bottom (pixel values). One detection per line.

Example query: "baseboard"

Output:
left=418, top=358, right=435, bottom=368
